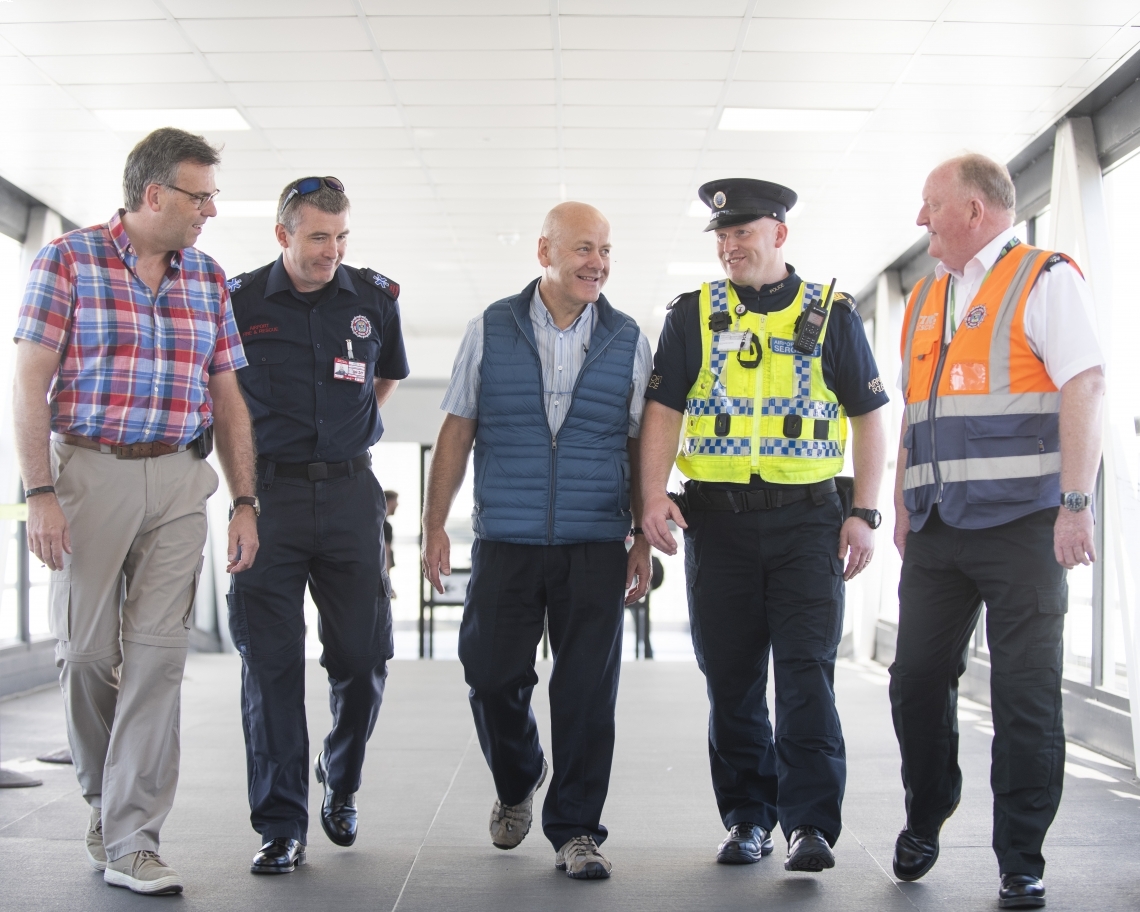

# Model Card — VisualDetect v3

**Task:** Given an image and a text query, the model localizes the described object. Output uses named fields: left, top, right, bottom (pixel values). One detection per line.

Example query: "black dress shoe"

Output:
left=250, top=837, right=306, bottom=874
left=315, top=751, right=358, bottom=847
left=893, top=828, right=939, bottom=882
left=784, top=825, right=835, bottom=872
left=999, top=874, right=1045, bottom=909
left=717, top=823, right=774, bottom=864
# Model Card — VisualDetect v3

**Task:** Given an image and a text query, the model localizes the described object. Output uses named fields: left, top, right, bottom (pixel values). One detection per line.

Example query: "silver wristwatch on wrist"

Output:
left=1060, top=491, right=1091, bottom=513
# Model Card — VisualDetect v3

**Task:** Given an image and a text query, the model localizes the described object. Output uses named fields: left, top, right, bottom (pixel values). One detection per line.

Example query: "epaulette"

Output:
left=833, top=291, right=857, bottom=312
left=666, top=290, right=700, bottom=311
left=225, top=272, right=251, bottom=294
left=1042, top=252, right=1083, bottom=277
left=359, top=267, right=400, bottom=299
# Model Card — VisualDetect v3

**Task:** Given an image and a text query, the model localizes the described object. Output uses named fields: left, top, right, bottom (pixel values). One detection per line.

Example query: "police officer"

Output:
left=640, top=179, right=888, bottom=872
left=226, top=176, right=409, bottom=874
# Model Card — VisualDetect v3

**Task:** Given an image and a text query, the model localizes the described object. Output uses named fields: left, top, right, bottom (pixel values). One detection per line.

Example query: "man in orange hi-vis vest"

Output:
left=888, top=154, right=1104, bottom=910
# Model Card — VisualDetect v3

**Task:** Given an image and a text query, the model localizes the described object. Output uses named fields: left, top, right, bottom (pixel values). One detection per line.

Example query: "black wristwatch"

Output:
left=229, top=496, right=261, bottom=519
left=1060, top=491, right=1091, bottom=513
left=851, top=507, right=881, bottom=529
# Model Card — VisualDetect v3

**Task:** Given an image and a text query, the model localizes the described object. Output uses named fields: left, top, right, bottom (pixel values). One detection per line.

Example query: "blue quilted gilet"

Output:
left=472, top=279, right=639, bottom=545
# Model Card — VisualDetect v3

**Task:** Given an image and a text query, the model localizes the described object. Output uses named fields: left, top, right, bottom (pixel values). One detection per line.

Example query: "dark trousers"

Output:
left=889, top=507, right=1066, bottom=878
left=683, top=492, right=847, bottom=844
left=458, top=539, right=627, bottom=850
left=227, top=467, right=394, bottom=843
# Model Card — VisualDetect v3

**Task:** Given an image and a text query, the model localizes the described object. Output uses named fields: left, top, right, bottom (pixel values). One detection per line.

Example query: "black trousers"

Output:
left=227, top=467, right=394, bottom=843
left=889, top=507, right=1066, bottom=878
left=683, top=492, right=847, bottom=844
left=458, top=539, right=627, bottom=850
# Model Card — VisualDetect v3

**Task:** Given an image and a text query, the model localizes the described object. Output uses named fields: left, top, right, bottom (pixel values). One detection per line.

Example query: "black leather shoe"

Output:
left=717, top=823, right=774, bottom=864
left=999, top=874, right=1045, bottom=908
left=892, top=828, right=939, bottom=882
left=315, top=751, right=358, bottom=847
left=250, top=837, right=306, bottom=874
left=784, top=825, right=835, bottom=872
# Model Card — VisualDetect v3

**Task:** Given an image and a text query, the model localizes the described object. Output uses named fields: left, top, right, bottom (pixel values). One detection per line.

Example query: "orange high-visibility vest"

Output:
left=900, top=242, right=1076, bottom=530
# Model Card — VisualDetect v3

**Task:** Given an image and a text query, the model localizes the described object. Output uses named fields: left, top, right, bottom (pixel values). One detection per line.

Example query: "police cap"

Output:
left=697, top=178, right=798, bottom=232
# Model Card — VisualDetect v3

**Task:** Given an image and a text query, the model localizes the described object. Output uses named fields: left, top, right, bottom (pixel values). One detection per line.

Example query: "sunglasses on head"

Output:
left=280, top=176, right=345, bottom=213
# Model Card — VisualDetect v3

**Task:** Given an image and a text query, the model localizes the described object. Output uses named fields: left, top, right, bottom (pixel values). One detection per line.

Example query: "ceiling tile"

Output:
left=230, top=81, right=394, bottom=107
left=561, top=80, right=722, bottom=106
left=560, top=16, right=740, bottom=51
left=561, top=50, right=731, bottom=80
left=164, top=0, right=358, bottom=16
left=562, top=127, right=706, bottom=149
left=881, top=83, right=1058, bottom=110
left=366, top=15, right=550, bottom=50
left=561, top=1, right=747, bottom=15
left=0, top=84, right=82, bottom=110
left=726, top=81, right=892, bottom=109
left=905, top=54, right=1086, bottom=86
left=943, top=0, right=1140, bottom=26
left=180, top=17, right=370, bottom=53
left=735, top=51, right=910, bottom=83
left=31, top=52, right=216, bottom=84
left=422, top=148, right=559, bottom=168
left=264, top=127, right=412, bottom=149
left=561, top=105, right=713, bottom=128
left=247, top=105, right=402, bottom=129
left=563, top=148, right=699, bottom=168
left=205, top=51, right=384, bottom=81
left=432, top=167, right=560, bottom=185
left=66, top=82, right=236, bottom=108
left=395, top=80, right=555, bottom=105
left=924, top=22, right=1118, bottom=58
left=413, top=127, right=557, bottom=149
left=0, top=55, right=48, bottom=84
left=382, top=50, right=554, bottom=80
left=405, top=105, right=556, bottom=128
left=361, top=0, right=547, bottom=13
left=0, top=1, right=163, bottom=23
left=0, top=20, right=190, bottom=56
left=743, top=18, right=932, bottom=54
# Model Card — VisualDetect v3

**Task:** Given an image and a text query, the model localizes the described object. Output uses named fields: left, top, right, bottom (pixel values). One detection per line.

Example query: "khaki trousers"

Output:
left=49, top=441, right=217, bottom=861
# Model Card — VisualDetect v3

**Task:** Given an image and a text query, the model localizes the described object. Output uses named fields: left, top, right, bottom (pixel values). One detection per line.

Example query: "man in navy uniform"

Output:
left=640, top=179, right=888, bottom=873
left=227, top=176, right=408, bottom=874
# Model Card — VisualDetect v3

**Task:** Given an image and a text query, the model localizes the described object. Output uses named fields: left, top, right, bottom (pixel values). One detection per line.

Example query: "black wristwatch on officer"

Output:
left=850, top=507, right=881, bottom=529
left=1060, top=491, right=1091, bottom=513
left=229, top=496, right=261, bottom=519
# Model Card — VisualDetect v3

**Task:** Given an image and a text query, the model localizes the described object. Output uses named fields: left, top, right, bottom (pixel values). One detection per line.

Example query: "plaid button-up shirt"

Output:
left=15, top=210, right=247, bottom=446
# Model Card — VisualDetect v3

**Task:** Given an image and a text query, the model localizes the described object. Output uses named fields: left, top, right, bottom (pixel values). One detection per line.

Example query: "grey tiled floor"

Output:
left=1, top=654, right=1138, bottom=911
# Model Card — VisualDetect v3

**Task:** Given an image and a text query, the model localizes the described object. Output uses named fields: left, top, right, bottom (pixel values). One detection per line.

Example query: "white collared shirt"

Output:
left=934, top=226, right=1103, bottom=388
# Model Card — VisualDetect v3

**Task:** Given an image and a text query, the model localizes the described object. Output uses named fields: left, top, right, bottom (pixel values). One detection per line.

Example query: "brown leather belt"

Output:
left=53, top=432, right=192, bottom=460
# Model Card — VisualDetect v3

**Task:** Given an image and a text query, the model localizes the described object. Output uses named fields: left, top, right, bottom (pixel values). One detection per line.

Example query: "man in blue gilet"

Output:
left=422, top=201, right=653, bottom=880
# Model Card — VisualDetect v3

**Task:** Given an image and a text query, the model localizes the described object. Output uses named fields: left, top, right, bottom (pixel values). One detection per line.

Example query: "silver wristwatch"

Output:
left=1060, top=491, right=1091, bottom=513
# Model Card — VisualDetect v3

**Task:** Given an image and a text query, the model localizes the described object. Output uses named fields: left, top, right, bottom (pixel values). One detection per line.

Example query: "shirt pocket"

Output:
left=242, top=342, right=291, bottom=400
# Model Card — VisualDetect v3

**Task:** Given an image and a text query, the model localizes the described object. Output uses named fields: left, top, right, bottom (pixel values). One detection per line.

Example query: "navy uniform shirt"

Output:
left=229, top=256, right=409, bottom=464
left=646, top=266, right=888, bottom=489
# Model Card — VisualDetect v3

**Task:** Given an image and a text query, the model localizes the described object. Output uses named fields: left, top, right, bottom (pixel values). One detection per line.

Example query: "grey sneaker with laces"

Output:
left=489, top=757, right=548, bottom=849
left=103, top=850, right=184, bottom=895
left=85, top=806, right=106, bottom=871
left=555, top=835, right=612, bottom=879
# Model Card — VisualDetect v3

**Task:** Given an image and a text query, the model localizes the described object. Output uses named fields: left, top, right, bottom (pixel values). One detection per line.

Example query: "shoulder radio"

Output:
left=793, top=278, right=836, bottom=355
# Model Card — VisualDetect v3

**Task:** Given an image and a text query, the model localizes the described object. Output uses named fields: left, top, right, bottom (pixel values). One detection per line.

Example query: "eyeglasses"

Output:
left=280, top=176, right=345, bottom=214
left=164, top=185, right=220, bottom=211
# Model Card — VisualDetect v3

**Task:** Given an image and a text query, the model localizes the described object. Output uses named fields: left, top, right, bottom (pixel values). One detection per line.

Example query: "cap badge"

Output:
left=713, top=191, right=727, bottom=209
left=964, top=305, right=987, bottom=329
left=350, top=315, right=372, bottom=338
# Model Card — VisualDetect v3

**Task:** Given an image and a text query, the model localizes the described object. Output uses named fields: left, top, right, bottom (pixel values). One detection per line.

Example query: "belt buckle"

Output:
left=307, top=462, right=329, bottom=481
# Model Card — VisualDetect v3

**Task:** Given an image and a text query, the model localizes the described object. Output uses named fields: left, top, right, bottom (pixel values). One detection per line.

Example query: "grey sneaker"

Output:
left=85, top=806, right=106, bottom=872
left=489, top=757, right=548, bottom=849
left=555, top=835, right=612, bottom=880
left=103, top=850, right=184, bottom=895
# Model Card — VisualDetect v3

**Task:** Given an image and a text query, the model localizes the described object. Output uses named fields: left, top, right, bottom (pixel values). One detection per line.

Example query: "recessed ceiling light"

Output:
left=93, top=108, right=251, bottom=132
left=667, top=262, right=723, bottom=276
left=719, top=108, right=870, bottom=132
left=215, top=200, right=276, bottom=218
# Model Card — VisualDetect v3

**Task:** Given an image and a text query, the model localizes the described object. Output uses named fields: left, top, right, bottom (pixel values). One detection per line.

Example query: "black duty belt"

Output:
left=258, top=452, right=371, bottom=482
left=674, top=478, right=837, bottom=513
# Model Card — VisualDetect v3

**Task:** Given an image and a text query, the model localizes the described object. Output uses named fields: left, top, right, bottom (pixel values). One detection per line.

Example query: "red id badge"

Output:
left=333, top=358, right=367, bottom=383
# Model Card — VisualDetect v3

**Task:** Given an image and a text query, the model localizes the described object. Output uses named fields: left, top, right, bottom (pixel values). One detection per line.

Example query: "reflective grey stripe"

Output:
left=900, top=276, right=936, bottom=394
left=987, top=249, right=1047, bottom=393
left=903, top=452, right=1061, bottom=490
left=905, top=391, right=1061, bottom=424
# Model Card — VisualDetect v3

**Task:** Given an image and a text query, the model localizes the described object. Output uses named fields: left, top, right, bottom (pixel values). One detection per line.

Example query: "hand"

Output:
left=893, top=511, right=909, bottom=560
left=1054, top=508, right=1096, bottom=568
left=227, top=505, right=259, bottom=573
left=421, top=526, right=452, bottom=594
left=838, top=515, right=875, bottom=581
left=624, top=536, right=651, bottom=606
left=27, top=494, right=71, bottom=571
left=642, top=492, right=687, bottom=556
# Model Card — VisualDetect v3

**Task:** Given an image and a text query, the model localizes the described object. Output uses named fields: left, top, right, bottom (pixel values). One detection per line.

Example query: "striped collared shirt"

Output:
left=15, top=210, right=247, bottom=445
left=440, top=281, right=653, bottom=436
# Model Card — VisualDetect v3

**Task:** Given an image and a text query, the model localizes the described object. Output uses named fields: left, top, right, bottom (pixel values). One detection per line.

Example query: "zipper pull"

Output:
left=552, top=437, right=557, bottom=449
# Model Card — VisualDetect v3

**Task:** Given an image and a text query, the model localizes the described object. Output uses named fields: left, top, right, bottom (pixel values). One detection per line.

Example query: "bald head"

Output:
left=918, top=153, right=1016, bottom=271
left=536, top=201, right=612, bottom=316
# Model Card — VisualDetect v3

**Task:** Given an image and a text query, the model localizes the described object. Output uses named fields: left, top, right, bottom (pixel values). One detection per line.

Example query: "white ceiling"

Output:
left=3, top=0, right=1140, bottom=353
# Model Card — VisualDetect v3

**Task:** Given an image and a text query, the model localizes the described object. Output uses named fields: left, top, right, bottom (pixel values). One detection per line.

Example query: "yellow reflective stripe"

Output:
left=905, top=391, right=1061, bottom=425
left=903, top=452, right=1062, bottom=490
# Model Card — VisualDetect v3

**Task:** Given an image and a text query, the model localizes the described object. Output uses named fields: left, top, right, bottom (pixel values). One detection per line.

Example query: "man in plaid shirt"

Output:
left=13, top=128, right=258, bottom=896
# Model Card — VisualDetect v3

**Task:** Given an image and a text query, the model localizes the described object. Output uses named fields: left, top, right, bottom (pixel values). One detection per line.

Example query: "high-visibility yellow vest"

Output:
left=676, top=278, right=847, bottom=484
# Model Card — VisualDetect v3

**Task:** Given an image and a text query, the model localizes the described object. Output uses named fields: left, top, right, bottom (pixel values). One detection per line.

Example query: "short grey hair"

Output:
left=122, top=128, right=221, bottom=211
left=277, top=177, right=351, bottom=233
left=953, top=153, right=1016, bottom=212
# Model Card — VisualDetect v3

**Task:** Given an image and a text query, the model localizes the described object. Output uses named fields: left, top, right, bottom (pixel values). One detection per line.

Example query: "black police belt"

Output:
left=258, top=452, right=371, bottom=484
left=672, top=478, right=837, bottom=514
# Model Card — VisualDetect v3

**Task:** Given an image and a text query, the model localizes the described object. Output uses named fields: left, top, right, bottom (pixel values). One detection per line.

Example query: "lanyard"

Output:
left=947, top=237, right=1020, bottom=340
